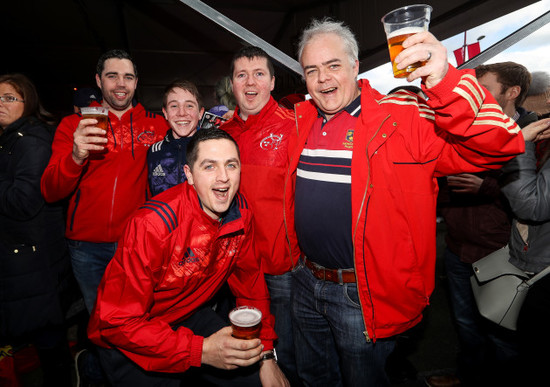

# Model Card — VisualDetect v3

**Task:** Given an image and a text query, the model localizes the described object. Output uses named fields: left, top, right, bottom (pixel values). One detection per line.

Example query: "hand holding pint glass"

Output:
left=382, top=4, right=432, bottom=78
left=229, top=306, right=262, bottom=340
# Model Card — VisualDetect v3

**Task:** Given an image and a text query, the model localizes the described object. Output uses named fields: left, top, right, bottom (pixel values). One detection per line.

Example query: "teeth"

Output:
left=245, top=92, right=257, bottom=95
left=214, top=188, right=228, bottom=192
left=321, top=87, right=336, bottom=93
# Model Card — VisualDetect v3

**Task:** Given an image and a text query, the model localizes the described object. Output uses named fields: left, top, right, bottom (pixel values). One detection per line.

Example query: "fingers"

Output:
left=395, top=31, right=449, bottom=87
left=72, top=118, right=108, bottom=163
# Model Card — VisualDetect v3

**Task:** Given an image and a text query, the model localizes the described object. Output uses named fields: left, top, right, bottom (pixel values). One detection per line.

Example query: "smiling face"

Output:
left=96, top=58, right=137, bottom=117
left=231, top=56, right=275, bottom=121
left=162, top=87, right=204, bottom=139
left=0, top=82, right=25, bottom=129
left=184, top=138, right=241, bottom=220
left=301, top=33, right=360, bottom=120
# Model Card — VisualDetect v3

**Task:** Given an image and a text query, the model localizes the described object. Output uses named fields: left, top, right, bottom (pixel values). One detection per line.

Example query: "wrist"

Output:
left=260, top=348, right=277, bottom=363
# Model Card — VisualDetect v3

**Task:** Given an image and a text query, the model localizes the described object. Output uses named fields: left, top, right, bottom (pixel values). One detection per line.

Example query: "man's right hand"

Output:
left=201, top=326, right=263, bottom=370
left=72, top=118, right=108, bottom=165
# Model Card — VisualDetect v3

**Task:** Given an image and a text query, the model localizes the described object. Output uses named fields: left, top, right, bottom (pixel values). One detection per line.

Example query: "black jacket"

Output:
left=0, top=116, right=72, bottom=340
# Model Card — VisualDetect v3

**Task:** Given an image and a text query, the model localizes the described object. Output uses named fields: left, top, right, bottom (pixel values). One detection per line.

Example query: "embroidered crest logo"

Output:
left=343, top=128, right=354, bottom=149
left=260, top=133, right=283, bottom=150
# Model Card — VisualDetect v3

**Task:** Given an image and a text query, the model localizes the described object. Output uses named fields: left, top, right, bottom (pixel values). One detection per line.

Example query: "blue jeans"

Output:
left=444, top=248, right=519, bottom=382
left=264, top=272, right=300, bottom=386
left=67, top=239, right=118, bottom=313
left=291, top=262, right=395, bottom=387
left=67, top=239, right=117, bottom=383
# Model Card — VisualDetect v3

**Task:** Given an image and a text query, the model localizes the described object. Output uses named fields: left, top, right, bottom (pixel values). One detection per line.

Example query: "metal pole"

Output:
left=177, top=0, right=303, bottom=76
left=459, top=10, right=550, bottom=69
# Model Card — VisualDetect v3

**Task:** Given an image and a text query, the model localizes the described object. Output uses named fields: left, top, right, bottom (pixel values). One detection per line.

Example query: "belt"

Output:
left=303, top=256, right=356, bottom=284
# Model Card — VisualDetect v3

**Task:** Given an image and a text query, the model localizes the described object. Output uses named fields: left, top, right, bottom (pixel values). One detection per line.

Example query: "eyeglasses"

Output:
left=0, top=95, right=25, bottom=103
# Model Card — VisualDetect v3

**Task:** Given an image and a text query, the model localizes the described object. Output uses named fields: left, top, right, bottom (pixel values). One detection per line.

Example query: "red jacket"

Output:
left=284, top=67, right=525, bottom=341
left=88, top=182, right=276, bottom=373
left=222, top=97, right=296, bottom=275
left=41, top=103, right=168, bottom=242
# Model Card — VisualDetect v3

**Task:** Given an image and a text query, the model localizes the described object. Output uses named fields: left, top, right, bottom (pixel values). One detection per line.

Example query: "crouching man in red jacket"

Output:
left=88, top=128, right=289, bottom=387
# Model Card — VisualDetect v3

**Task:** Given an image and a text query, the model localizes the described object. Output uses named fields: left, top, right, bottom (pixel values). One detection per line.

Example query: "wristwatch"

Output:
left=260, top=348, right=278, bottom=362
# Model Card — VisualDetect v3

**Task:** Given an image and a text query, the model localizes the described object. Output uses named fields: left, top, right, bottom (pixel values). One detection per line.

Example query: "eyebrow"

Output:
left=198, top=157, right=240, bottom=167
left=167, top=99, right=197, bottom=105
left=104, top=71, right=136, bottom=77
left=303, top=58, right=341, bottom=72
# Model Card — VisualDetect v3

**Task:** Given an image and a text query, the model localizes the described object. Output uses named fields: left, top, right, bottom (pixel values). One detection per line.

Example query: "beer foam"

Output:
left=230, top=308, right=262, bottom=327
left=387, top=26, right=425, bottom=39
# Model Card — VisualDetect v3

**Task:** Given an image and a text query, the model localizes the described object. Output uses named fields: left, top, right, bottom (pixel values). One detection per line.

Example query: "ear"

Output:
left=270, top=76, right=275, bottom=92
left=353, top=59, right=360, bottom=78
left=184, top=164, right=194, bottom=185
left=95, top=74, right=101, bottom=89
left=162, top=107, right=168, bottom=120
left=199, top=107, right=205, bottom=120
left=507, top=85, right=521, bottom=101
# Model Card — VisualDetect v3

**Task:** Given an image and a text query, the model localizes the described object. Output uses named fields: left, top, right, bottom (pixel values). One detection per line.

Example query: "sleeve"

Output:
left=0, top=136, right=49, bottom=220
left=40, top=116, right=87, bottom=203
left=91, top=216, right=204, bottom=373
left=422, top=66, right=525, bottom=176
left=500, top=141, right=550, bottom=222
left=477, top=172, right=503, bottom=200
left=226, top=219, right=277, bottom=350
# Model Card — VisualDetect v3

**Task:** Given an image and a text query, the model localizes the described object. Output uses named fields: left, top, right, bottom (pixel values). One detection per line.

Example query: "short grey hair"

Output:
left=527, top=71, right=550, bottom=96
left=297, top=18, right=359, bottom=68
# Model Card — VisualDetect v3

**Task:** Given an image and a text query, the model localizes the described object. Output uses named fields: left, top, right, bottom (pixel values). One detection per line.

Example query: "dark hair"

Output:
left=96, top=49, right=138, bottom=77
left=162, top=79, right=203, bottom=109
left=475, top=62, right=532, bottom=108
left=0, top=73, right=56, bottom=126
left=230, top=46, right=274, bottom=79
left=186, top=128, right=239, bottom=169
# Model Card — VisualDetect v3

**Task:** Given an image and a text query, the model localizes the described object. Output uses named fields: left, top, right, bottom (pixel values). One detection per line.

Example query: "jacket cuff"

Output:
left=62, top=153, right=87, bottom=177
left=189, top=335, right=204, bottom=368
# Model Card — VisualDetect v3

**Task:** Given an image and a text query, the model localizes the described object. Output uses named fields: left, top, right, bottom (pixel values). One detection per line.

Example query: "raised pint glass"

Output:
left=229, top=306, right=262, bottom=340
left=80, top=106, right=109, bottom=132
left=381, top=4, right=432, bottom=78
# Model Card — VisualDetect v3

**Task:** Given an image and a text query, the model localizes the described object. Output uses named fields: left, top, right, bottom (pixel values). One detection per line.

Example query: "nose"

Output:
left=216, top=166, right=229, bottom=182
left=318, top=67, right=330, bottom=83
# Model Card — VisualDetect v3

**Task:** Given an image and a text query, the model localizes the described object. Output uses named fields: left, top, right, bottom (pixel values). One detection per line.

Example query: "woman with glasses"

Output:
left=0, top=73, right=73, bottom=386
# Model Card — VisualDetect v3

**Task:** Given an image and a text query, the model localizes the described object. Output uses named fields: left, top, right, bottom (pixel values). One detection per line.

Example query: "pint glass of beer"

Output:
left=80, top=106, right=109, bottom=132
left=229, top=306, right=262, bottom=340
left=381, top=4, right=432, bottom=78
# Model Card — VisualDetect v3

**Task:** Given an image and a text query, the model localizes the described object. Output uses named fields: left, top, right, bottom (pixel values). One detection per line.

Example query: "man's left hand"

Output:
left=395, top=31, right=449, bottom=88
left=259, top=358, right=290, bottom=387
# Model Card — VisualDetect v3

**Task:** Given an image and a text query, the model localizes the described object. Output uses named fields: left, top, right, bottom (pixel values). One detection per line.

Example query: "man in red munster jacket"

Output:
left=221, top=46, right=298, bottom=384
left=41, top=49, right=168, bottom=384
left=284, top=19, right=539, bottom=387
left=88, top=128, right=288, bottom=387
left=41, top=50, right=168, bottom=313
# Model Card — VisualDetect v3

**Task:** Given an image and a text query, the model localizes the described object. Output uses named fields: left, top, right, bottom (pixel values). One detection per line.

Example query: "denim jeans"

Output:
left=264, top=271, right=300, bottom=386
left=67, top=239, right=117, bottom=383
left=67, top=239, right=118, bottom=313
left=444, top=248, right=519, bottom=382
left=291, top=262, right=395, bottom=387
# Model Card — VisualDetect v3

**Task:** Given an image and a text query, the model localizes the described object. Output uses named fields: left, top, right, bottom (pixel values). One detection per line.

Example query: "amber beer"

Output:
left=80, top=106, right=109, bottom=132
left=229, top=306, right=262, bottom=339
left=387, top=26, right=426, bottom=78
left=381, top=4, right=432, bottom=78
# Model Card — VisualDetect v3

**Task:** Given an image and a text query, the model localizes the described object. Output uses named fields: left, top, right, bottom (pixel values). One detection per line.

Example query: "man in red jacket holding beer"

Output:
left=88, top=128, right=288, bottom=387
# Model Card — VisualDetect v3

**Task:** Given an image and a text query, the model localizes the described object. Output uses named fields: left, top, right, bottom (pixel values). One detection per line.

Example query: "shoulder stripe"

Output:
left=379, top=94, right=436, bottom=121
left=235, top=192, right=248, bottom=210
left=140, top=200, right=178, bottom=233
left=452, top=74, right=484, bottom=115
